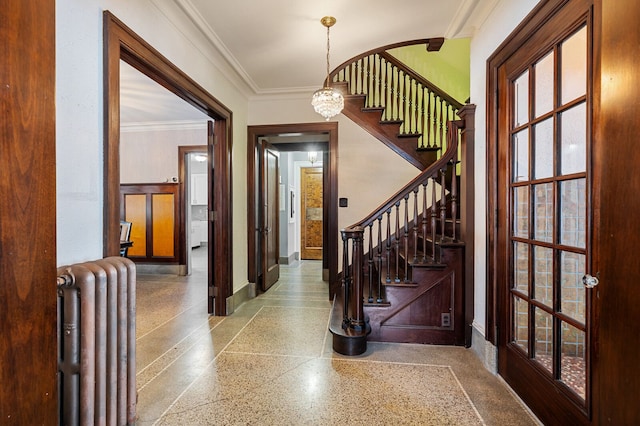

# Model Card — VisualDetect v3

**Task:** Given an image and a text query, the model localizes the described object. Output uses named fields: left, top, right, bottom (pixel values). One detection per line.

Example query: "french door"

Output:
left=494, top=1, right=596, bottom=424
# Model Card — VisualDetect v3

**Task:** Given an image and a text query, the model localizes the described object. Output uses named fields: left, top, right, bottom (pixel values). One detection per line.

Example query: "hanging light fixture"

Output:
left=308, top=151, right=318, bottom=165
left=311, top=16, right=344, bottom=121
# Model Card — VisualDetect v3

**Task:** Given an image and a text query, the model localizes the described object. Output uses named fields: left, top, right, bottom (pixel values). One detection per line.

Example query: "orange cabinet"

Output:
left=120, top=183, right=179, bottom=263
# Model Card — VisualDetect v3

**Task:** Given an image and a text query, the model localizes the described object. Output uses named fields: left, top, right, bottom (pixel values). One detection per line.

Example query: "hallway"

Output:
left=135, top=249, right=540, bottom=425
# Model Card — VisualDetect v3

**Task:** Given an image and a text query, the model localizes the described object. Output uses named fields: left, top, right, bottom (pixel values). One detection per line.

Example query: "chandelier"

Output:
left=311, top=16, right=344, bottom=121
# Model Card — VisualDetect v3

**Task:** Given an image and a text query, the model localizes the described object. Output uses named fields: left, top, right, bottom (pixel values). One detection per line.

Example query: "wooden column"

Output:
left=0, top=0, right=57, bottom=423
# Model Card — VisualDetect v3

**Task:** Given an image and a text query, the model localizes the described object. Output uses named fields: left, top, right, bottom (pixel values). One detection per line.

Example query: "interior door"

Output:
left=260, top=142, right=280, bottom=291
left=207, top=120, right=216, bottom=313
left=496, top=5, right=595, bottom=424
left=301, top=166, right=323, bottom=260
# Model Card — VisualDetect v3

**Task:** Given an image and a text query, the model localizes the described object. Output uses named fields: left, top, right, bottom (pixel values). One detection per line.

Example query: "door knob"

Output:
left=582, top=274, right=599, bottom=288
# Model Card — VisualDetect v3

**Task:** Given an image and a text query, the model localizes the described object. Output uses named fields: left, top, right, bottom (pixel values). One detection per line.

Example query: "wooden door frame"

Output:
left=486, top=0, right=595, bottom=423
left=247, top=122, right=339, bottom=297
left=104, top=11, right=233, bottom=315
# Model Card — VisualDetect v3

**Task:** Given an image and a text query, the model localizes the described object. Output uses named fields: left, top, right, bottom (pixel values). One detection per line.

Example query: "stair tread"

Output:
left=364, top=301, right=392, bottom=307
left=382, top=280, right=419, bottom=287
left=397, top=132, right=422, bottom=139
left=361, top=106, right=384, bottom=112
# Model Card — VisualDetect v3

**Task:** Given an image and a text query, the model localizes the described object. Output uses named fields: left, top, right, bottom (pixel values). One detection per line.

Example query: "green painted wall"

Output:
left=387, top=38, right=470, bottom=104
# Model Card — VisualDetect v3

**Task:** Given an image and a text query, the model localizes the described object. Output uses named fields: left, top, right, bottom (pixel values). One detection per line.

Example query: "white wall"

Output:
left=120, top=126, right=207, bottom=183
left=469, top=0, right=540, bottom=338
left=56, top=0, right=251, bottom=294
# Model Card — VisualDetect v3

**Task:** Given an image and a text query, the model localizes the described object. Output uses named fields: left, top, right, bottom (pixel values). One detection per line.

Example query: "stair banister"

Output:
left=329, top=40, right=465, bottom=162
left=332, top=104, right=475, bottom=354
left=347, top=119, right=463, bottom=231
left=340, top=116, right=466, bottom=336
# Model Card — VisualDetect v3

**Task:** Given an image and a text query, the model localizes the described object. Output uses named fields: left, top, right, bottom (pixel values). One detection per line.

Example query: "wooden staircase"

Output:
left=337, top=81, right=438, bottom=169
left=329, top=83, right=475, bottom=355
left=330, top=44, right=464, bottom=170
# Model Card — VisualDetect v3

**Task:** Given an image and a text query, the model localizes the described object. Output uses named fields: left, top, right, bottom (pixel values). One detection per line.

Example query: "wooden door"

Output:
left=260, top=142, right=280, bottom=291
left=206, top=121, right=216, bottom=313
left=493, top=1, right=595, bottom=423
left=301, top=167, right=323, bottom=260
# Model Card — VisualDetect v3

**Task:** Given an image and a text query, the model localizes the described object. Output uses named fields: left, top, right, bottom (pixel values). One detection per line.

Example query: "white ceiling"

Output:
left=121, top=0, right=498, bottom=124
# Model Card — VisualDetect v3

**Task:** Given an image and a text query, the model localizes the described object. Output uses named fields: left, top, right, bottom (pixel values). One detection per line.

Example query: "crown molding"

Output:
left=445, top=0, right=500, bottom=38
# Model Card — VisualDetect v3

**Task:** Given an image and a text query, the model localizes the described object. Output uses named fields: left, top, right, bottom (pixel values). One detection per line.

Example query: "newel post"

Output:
left=342, top=226, right=365, bottom=331
left=456, top=103, right=475, bottom=347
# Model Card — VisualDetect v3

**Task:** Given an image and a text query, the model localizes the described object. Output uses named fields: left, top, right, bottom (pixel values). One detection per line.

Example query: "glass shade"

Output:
left=312, top=87, right=344, bottom=120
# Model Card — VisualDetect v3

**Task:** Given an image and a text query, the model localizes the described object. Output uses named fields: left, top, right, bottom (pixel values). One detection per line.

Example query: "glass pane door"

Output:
left=508, top=25, right=590, bottom=402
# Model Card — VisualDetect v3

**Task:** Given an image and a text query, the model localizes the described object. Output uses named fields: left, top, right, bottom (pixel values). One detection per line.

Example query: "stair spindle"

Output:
left=364, top=56, right=370, bottom=105
left=431, top=177, right=437, bottom=262
left=439, top=98, right=445, bottom=151
left=420, top=87, right=426, bottom=148
left=394, top=67, right=400, bottom=121
left=385, top=209, right=391, bottom=283
left=440, top=168, right=447, bottom=242
left=421, top=182, right=429, bottom=262
left=427, top=91, right=434, bottom=148
left=451, top=160, right=458, bottom=242
left=385, top=61, right=391, bottom=121
left=377, top=216, right=383, bottom=303
left=367, top=224, right=374, bottom=303
left=374, top=54, right=380, bottom=107
left=394, top=202, right=401, bottom=283
left=412, top=188, right=419, bottom=263
left=400, top=73, right=407, bottom=134
left=403, top=195, right=410, bottom=282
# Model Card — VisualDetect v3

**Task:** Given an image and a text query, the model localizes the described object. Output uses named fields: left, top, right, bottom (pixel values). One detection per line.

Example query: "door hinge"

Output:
left=209, top=211, right=217, bottom=221
left=209, top=286, right=218, bottom=297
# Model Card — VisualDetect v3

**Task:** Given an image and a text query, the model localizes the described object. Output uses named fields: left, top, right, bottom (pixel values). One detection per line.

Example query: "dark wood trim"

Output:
left=592, top=1, right=640, bottom=423
left=178, top=145, right=208, bottom=267
left=247, top=122, right=339, bottom=297
left=458, top=105, right=476, bottom=347
left=103, top=11, right=233, bottom=315
left=0, top=0, right=57, bottom=422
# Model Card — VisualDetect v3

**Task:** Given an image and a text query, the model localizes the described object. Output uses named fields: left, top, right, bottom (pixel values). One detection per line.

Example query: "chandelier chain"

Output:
left=325, top=25, right=331, bottom=87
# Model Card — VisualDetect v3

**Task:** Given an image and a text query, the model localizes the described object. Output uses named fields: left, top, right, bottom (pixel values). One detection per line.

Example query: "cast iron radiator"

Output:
left=57, top=256, right=136, bottom=425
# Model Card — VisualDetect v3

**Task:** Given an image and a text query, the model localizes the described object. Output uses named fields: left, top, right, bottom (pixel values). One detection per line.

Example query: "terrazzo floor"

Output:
left=135, top=248, right=541, bottom=425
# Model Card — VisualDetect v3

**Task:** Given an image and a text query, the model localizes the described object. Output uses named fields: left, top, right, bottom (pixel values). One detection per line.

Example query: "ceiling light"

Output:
left=311, top=16, right=344, bottom=121
left=308, top=151, right=318, bottom=165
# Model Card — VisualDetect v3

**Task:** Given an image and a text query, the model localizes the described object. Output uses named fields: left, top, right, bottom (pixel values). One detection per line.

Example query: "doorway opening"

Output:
left=247, top=123, right=339, bottom=299
left=105, top=11, right=232, bottom=315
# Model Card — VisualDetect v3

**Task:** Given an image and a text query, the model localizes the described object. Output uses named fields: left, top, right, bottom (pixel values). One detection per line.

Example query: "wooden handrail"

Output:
left=344, top=118, right=463, bottom=232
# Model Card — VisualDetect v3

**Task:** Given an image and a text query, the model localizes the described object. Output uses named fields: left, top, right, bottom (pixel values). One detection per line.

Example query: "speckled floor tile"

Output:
left=155, top=354, right=483, bottom=426
left=224, top=306, right=330, bottom=357
left=135, top=256, right=540, bottom=425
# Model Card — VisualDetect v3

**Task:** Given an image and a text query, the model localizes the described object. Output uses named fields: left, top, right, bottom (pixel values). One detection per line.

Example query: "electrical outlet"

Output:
left=441, top=313, right=451, bottom=327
